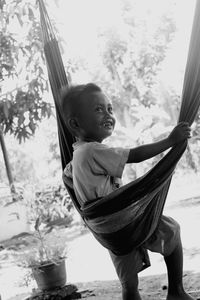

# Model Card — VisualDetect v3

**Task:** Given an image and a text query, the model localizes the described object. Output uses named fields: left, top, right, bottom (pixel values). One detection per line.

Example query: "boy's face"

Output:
left=74, top=91, right=116, bottom=142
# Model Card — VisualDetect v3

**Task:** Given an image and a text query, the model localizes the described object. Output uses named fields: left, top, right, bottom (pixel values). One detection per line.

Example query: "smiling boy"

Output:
left=61, top=83, right=193, bottom=300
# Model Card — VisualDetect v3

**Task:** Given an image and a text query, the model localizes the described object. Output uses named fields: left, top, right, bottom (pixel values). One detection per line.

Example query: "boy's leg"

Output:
left=121, top=274, right=142, bottom=300
left=108, top=248, right=146, bottom=300
left=164, top=242, right=195, bottom=300
left=145, top=215, right=194, bottom=300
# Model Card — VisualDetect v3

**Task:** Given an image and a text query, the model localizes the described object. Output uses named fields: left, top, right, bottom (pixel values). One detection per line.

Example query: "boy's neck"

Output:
left=77, top=137, right=103, bottom=143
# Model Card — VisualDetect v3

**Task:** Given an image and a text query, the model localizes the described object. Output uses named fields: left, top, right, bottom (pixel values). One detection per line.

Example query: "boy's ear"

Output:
left=68, top=118, right=80, bottom=131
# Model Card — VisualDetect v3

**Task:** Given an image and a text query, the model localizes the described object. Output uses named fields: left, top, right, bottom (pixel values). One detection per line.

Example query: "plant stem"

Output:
left=38, top=229, right=50, bottom=261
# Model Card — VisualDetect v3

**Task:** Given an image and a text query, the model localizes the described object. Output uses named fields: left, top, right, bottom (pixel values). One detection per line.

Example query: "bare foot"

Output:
left=166, top=291, right=195, bottom=300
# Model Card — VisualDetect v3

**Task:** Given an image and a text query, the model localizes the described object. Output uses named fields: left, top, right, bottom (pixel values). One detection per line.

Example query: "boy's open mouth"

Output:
left=103, top=120, right=113, bottom=129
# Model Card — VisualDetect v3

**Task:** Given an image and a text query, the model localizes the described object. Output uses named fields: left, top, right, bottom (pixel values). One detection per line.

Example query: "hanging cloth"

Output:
left=39, top=0, right=200, bottom=255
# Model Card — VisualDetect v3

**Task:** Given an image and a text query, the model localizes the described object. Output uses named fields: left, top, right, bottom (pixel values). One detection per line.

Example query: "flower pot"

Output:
left=32, top=259, right=66, bottom=291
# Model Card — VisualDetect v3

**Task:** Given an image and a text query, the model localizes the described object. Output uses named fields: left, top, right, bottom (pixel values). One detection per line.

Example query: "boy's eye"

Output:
left=95, top=106, right=103, bottom=112
left=108, top=106, right=113, bottom=114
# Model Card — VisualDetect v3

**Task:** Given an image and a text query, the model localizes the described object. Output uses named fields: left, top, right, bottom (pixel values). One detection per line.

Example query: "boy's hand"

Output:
left=168, top=122, right=191, bottom=146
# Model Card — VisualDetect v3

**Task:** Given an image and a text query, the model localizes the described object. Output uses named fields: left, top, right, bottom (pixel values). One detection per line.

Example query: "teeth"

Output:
left=103, top=119, right=113, bottom=128
left=104, top=122, right=112, bottom=127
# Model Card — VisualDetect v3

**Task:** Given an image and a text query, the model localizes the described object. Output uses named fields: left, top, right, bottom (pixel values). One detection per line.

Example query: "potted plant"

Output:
left=19, top=216, right=67, bottom=291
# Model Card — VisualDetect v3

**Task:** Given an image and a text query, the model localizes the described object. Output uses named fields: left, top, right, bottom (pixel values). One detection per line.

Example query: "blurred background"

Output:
left=0, top=0, right=199, bottom=299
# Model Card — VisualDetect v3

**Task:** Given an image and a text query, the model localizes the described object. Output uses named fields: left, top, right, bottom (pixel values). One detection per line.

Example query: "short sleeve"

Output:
left=90, top=143, right=130, bottom=178
left=63, top=161, right=73, bottom=178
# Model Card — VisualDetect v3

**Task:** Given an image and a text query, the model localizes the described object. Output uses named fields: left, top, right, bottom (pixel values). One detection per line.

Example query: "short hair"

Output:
left=60, top=83, right=102, bottom=121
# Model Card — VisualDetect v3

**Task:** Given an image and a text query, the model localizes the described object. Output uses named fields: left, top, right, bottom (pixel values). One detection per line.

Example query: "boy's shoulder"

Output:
left=72, top=141, right=96, bottom=164
left=64, top=142, right=109, bottom=177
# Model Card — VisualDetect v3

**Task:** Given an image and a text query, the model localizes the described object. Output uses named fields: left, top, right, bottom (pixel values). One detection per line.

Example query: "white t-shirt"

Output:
left=64, top=140, right=158, bottom=233
left=64, top=141, right=130, bottom=206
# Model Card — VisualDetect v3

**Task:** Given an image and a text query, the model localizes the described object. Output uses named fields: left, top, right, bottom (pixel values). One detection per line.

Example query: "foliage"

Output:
left=24, top=183, right=74, bottom=228
left=0, top=0, right=52, bottom=142
left=17, top=217, right=67, bottom=268
left=95, top=1, right=176, bottom=129
left=0, top=117, right=61, bottom=184
left=88, top=0, right=200, bottom=176
left=88, top=0, right=179, bottom=177
left=0, top=0, right=199, bottom=187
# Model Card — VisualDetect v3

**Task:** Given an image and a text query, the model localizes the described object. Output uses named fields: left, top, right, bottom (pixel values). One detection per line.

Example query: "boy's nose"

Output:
left=106, top=110, right=112, bottom=117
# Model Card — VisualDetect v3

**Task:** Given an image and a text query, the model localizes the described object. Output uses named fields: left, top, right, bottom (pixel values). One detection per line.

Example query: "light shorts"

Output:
left=109, top=215, right=181, bottom=284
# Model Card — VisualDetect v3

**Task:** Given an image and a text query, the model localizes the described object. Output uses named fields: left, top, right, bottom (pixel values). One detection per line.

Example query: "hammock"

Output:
left=39, top=0, right=200, bottom=255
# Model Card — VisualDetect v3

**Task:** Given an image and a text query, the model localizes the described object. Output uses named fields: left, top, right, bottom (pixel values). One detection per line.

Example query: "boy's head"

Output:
left=61, top=83, right=116, bottom=142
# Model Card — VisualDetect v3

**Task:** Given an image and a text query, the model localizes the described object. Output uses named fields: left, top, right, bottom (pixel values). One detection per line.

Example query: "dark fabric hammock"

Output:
left=39, top=0, right=200, bottom=255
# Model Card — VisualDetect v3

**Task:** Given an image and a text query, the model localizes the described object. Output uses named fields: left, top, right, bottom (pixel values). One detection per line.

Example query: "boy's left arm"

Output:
left=127, top=138, right=173, bottom=163
left=127, top=122, right=191, bottom=163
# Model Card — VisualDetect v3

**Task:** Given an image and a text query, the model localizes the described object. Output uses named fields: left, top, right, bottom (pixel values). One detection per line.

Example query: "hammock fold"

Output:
left=39, top=0, right=200, bottom=255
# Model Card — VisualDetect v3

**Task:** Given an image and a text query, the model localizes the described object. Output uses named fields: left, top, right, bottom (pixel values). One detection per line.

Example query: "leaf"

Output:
left=28, top=7, right=34, bottom=21
left=3, top=102, right=9, bottom=118
left=34, top=217, right=41, bottom=231
left=18, top=115, right=25, bottom=126
left=44, top=227, right=53, bottom=235
left=28, top=120, right=36, bottom=133
left=15, top=12, right=23, bottom=27
left=0, top=0, right=6, bottom=10
left=38, top=66, right=44, bottom=76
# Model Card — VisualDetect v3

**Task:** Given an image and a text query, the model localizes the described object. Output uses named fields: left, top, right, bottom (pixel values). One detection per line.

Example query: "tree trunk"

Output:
left=0, top=129, right=17, bottom=201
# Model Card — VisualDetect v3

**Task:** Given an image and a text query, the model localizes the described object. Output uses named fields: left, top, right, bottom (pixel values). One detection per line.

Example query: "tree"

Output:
left=0, top=0, right=52, bottom=142
left=0, top=0, right=52, bottom=198
left=89, top=0, right=177, bottom=177
left=98, top=1, right=176, bottom=128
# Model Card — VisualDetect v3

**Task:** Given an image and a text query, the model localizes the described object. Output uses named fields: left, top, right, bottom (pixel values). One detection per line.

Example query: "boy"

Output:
left=61, top=83, right=193, bottom=300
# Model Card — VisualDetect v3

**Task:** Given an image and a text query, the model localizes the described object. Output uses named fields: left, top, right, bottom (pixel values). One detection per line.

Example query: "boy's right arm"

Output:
left=127, top=122, right=191, bottom=163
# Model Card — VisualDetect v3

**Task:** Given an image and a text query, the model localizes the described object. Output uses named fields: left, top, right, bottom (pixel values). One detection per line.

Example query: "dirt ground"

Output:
left=76, top=272, right=200, bottom=299
left=5, top=272, right=200, bottom=300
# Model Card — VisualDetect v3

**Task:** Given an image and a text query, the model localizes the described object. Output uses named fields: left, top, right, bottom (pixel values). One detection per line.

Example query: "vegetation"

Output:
left=0, top=0, right=53, bottom=199
left=24, top=183, right=74, bottom=227
left=23, top=217, right=67, bottom=268
left=0, top=0, right=199, bottom=221
left=0, top=0, right=51, bottom=142
left=15, top=216, right=68, bottom=290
